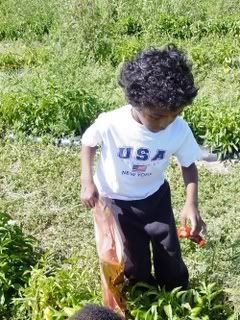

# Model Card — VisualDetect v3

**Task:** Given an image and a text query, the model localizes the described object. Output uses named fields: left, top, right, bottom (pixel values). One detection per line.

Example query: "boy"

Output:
left=69, top=304, right=122, bottom=320
left=80, top=45, right=206, bottom=290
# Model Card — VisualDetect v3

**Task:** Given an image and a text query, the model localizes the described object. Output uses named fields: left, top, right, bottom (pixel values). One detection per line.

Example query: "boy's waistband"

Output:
left=110, top=180, right=169, bottom=206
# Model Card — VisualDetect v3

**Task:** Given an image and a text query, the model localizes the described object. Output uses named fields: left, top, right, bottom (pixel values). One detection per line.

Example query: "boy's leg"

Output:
left=110, top=201, right=155, bottom=286
left=145, top=181, right=189, bottom=290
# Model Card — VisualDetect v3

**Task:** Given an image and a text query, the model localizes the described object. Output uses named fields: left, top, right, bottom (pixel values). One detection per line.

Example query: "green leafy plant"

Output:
left=184, top=100, right=240, bottom=159
left=0, top=140, right=240, bottom=318
left=125, top=282, right=234, bottom=319
left=0, top=80, right=105, bottom=136
left=0, top=45, right=52, bottom=70
left=0, top=0, right=240, bottom=157
left=14, top=255, right=101, bottom=320
left=0, top=211, right=40, bottom=317
left=0, top=0, right=59, bottom=41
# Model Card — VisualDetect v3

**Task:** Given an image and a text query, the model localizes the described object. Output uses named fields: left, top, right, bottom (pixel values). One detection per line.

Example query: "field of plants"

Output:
left=0, top=0, right=240, bottom=319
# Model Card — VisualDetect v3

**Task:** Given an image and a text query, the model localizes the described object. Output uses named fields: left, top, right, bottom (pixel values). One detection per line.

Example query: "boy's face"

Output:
left=132, top=107, right=183, bottom=132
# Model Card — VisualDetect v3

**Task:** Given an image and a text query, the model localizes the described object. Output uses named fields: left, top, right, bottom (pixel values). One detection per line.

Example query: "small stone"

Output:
left=60, top=138, right=71, bottom=146
left=200, top=146, right=218, bottom=162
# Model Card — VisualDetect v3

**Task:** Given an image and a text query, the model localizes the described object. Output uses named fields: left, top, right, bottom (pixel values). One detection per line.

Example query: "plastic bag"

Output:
left=93, top=198, right=126, bottom=319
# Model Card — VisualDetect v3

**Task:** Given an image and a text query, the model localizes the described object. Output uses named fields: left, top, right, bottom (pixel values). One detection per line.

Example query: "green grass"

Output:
left=0, top=0, right=240, bottom=317
left=0, top=139, right=102, bottom=319
left=0, top=211, right=40, bottom=317
left=0, top=140, right=239, bottom=318
left=0, top=0, right=240, bottom=156
left=0, top=0, right=59, bottom=41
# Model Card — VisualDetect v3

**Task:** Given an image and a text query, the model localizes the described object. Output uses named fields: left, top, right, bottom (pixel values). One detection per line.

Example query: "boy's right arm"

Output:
left=80, top=145, right=99, bottom=208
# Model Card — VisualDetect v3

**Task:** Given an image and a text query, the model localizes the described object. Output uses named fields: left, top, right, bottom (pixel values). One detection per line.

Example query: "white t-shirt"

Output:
left=81, top=105, right=202, bottom=200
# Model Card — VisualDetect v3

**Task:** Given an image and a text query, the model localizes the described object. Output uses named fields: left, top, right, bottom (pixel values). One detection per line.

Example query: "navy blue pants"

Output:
left=110, top=181, right=189, bottom=290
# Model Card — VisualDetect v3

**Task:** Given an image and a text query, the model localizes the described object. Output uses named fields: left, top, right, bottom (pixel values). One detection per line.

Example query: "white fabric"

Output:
left=81, top=105, right=203, bottom=200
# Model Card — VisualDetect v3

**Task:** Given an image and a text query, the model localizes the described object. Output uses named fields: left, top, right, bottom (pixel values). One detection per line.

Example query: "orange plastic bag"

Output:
left=93, top=199, right=126, bottom=319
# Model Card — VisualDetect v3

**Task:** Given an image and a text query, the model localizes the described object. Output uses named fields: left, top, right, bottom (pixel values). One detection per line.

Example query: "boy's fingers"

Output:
left=190, top=225, right=197, bottom=236
left=89, top=195, right=99, bottom=208
left=84, top=200, right=92, bottom=208
left=81, top=190, right=99, bottom=208
left=88, top=199, right=95, bottom=208
left=201, top=221, right=207, bottom=235
left=191, top=220, right=201, bottom=236
left=90, top=195, right=99, bottom=208
left=191, top=219, right=206, bottom=236
left=81, top=198, right=94, bottom=208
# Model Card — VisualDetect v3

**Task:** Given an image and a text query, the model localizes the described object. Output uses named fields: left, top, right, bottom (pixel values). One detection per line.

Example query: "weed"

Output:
left=1, top=141, right=240, bottom=318
left=0, top=0, right=240, bottom=156
left=0, top=211, right=40, bottom=318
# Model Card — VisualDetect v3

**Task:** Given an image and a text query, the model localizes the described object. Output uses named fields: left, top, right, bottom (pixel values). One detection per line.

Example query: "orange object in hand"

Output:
left=177, top=225, right=191, bottom=238
left=177, top=225, right=206, bottom=247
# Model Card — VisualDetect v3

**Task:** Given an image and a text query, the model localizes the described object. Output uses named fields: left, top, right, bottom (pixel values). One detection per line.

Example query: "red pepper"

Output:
left=198, top=239, right=206, bottom=247
left=177, top=225, right=191, bottom=238
left=177, top=226, right=206, bottom=247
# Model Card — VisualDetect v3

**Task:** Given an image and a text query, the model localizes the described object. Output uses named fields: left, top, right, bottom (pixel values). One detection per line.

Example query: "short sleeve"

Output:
left=81, top=113, right=105, bottom=147
left=175, top=128, right=203, bottom=167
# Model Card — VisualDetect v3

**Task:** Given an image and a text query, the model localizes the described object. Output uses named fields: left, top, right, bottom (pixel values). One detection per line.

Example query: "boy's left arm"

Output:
left=180, top=162, right=206, bottom=236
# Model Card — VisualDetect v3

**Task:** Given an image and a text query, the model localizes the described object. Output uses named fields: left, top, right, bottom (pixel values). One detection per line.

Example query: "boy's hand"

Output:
left=180, top=203, right=206, bottom=237
left=80, top=181, right=99, bottom=208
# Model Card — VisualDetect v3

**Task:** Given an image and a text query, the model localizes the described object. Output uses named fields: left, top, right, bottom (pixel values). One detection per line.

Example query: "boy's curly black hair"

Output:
left=68, top=304, right=122, bottom=320
left=119, top=44, right=197, bottom=111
